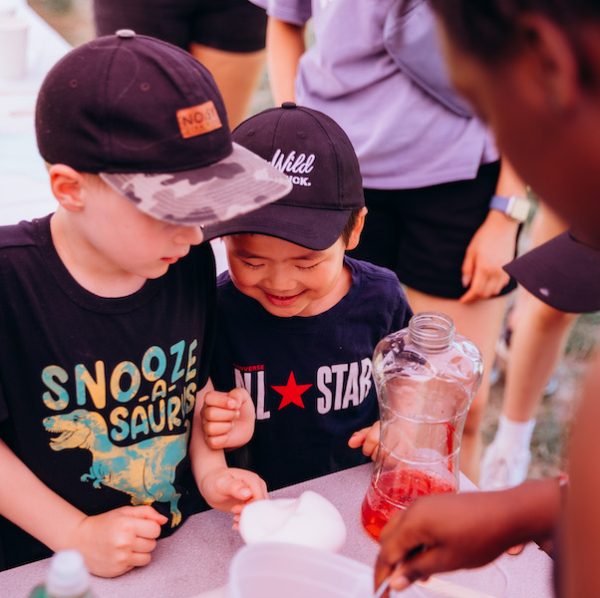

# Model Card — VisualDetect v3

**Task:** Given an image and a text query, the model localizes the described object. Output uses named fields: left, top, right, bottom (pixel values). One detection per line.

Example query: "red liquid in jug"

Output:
left=361, top=469, right=456, bottom=540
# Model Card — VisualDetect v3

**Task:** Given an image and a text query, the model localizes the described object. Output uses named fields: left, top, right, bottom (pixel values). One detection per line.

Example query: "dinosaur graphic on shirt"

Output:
left=43, top=409, right=188, bottom=527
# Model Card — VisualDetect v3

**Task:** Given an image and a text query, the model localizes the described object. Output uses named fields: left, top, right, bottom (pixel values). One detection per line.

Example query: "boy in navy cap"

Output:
left=0, top=31, right=290, bottom=575
left=203, top=104, right=413, bottom=491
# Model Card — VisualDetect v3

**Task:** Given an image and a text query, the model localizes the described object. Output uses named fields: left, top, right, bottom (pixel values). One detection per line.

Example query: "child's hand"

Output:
left=68, top=505, right=168, bottom=578
left=348, top=421, right=381, bottom=461
left=201, top=387, right=256, bottom=449
left=199, top=466, right=268, bottom=513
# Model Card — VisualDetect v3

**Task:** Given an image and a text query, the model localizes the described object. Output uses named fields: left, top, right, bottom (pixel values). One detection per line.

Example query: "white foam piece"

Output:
left=239, top=490, right=347, bottom=553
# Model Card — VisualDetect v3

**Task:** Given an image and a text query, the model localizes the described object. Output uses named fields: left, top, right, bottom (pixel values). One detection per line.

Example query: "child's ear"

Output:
left=345, top=207, right=368, bottom=251
left=48, top=164, right=86, bottom=212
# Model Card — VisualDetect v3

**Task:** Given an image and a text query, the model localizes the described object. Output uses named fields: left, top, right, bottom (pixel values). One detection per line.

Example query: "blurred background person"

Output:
left=482, top=203, right=576, bottom=490
left=94, top=0, right=268, bottom=128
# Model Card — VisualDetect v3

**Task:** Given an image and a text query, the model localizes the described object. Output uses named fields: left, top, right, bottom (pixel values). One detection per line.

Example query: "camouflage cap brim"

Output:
left=99, top=143, right=292, bottom=234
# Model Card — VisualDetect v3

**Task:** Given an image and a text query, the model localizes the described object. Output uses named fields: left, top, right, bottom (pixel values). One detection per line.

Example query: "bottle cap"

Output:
left=46, top=550, right=90, bottom=598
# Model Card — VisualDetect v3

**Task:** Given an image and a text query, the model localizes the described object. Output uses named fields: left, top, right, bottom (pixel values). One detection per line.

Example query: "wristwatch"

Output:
left=489, top=195, right=531, bottom=223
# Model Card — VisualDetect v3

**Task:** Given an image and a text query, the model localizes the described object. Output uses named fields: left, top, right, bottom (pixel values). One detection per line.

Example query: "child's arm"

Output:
left=266, top=16, right=306, bottom=105
left=348, top=420, right=380, bottom=461
left=201, top=379, right=256, bottom=449
left=191, top=383, right=267, bottom=513
left=0, top=439, right=167, bottom=578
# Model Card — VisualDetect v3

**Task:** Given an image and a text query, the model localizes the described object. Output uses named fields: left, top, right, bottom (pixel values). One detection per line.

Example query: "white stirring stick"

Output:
left=373, top=576, right=391, bottom=598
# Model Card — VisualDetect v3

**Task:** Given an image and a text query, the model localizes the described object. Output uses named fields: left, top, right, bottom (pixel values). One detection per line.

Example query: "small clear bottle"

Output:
left=361, top=312, right=483, bottom=540
left=29, top=550, right=95, bottom=598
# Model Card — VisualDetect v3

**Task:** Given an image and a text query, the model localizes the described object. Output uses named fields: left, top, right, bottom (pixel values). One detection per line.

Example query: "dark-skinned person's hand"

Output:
left=374, top=479, right=561, bottom=595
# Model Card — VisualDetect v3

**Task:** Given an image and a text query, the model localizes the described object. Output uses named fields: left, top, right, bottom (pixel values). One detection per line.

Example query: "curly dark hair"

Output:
left=427, top=0, right=600, bottom=86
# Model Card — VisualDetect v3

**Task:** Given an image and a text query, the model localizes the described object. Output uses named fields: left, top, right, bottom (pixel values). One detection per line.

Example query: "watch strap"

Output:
left=490, top=194, right=530, bottom=222
left=490, top=195, right=510, bottom=214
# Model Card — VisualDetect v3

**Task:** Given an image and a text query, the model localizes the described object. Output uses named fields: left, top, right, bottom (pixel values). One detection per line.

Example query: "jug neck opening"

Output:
left=408, top=312, right=455, bottom=352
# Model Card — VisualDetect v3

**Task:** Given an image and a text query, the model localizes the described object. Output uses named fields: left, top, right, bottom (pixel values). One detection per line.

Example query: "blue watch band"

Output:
left=489, top=195, right=510, bottom=213
left=490, top=194, right=530, bottom=222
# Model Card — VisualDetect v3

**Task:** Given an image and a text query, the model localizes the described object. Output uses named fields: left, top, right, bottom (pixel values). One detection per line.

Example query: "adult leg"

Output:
left=189, top=45, right=266, bottom=129
left=404, top=287, right=510, bottom=483
left=481, top=205, right=575, bottom=489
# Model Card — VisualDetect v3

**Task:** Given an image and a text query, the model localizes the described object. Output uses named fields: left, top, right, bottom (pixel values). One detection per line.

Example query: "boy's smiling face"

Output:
left=224, top=233, right=353, bottom=317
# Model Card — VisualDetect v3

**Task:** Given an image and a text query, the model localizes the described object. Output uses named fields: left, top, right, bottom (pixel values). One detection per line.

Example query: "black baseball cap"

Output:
left=504, top=232, right=600, bottom=313
left=35, top=31, right=292, bottom=233
left=202, top=102, right=364, bottom=250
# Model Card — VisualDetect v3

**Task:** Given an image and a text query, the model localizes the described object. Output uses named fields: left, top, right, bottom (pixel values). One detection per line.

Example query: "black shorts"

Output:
left=94, top=0, right=267, bottom=53
left=349, top=161, right=519, bottom=299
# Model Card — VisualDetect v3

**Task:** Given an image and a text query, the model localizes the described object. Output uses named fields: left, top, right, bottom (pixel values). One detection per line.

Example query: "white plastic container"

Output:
left=227, top=543, right=372, bottom=598
left=226, top=543, right=438, bottom=598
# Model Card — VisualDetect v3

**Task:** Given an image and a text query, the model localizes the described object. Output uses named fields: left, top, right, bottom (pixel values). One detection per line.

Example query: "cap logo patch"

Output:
left=177, top=101, right=222, bottom=139
left=271, top=149, right=315, bottom=187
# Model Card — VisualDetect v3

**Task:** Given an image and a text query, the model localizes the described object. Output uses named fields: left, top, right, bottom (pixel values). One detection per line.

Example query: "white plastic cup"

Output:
left=0, top=12, right=28, bottom=80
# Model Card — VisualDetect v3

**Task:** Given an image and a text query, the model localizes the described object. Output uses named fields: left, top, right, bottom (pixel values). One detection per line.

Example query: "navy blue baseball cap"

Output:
left=504, top=232, right=600, bottom=313
left=201, top=102, right=364, bottom=250
left=35, top=30, right=291, bottom=233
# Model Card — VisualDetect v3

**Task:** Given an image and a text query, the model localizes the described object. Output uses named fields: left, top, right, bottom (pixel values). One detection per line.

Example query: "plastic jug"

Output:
left=361, top=312, right=483, bottom=539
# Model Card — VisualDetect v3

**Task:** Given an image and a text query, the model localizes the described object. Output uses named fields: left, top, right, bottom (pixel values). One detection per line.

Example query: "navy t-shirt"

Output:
left=210, top=257, right=412, bottom=490
left=0, top=216, right=215, bottom=570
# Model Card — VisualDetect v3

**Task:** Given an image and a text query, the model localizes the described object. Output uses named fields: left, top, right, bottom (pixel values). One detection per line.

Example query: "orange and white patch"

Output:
left=176, top=100, right=222, bottom=139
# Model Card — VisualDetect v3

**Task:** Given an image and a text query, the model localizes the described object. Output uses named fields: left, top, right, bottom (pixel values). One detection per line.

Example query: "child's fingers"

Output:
left=241, top=474, right=268, bottom=501
left=228, top=387, right=252, bottom=405
left=126, top=517, right=164, bottom=541
left=348, top=427, right=369, bottom=448
left=124, top=505, right=169, bottom=525
left=218, top=476, right=253, bottom=502
left=204, top=390, right=242, bottom=410
left=129, top=552, right=153, bottom=568
left=362, top=423, right=381, bottom=457
left=362, top=435, right=379, bottom=457
left=132, top=537, right=158, bottom=554
left=371, top=443, right=380, bottom=462
left=203, top=405, right=240, bottom=423
left=204, top=433, right=230, bottom=449
left=203, top=421, right=234, bottom=437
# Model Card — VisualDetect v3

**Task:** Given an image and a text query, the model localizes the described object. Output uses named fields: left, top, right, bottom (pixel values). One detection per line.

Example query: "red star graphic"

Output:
left=272, top=371, right=312, bottom=410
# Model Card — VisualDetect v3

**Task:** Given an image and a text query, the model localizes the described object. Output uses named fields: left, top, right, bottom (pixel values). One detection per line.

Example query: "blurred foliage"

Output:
left=566, top=312, right=600, bottom=359
left=30, top=0, right=73, bottom=13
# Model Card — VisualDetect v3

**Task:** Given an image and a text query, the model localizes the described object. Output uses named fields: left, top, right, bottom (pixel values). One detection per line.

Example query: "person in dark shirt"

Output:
left=0, top=32, right=291, bottom=576
left=203, top=104, right=412, bottom=490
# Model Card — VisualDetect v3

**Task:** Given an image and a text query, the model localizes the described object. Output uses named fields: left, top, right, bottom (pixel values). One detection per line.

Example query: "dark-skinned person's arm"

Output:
left=374, top=478, right=561, bottom=594
left=562, top=352, right=600, bottom=598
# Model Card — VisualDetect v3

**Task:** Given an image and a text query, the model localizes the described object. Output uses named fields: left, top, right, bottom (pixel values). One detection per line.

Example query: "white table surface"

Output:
left=0, top=464, right=554, bottom=598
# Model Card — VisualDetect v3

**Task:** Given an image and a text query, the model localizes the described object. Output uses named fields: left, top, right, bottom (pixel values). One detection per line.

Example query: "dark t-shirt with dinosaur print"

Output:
left=0, top=215, right=215, bottom=570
